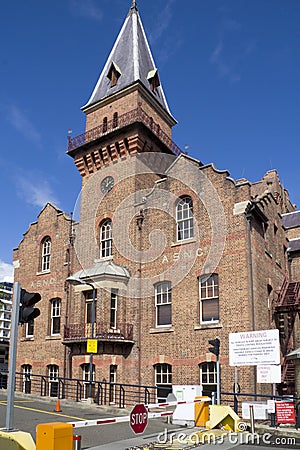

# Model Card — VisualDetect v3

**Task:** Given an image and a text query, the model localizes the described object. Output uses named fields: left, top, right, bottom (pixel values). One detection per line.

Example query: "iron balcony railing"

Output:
left=63, top=322, right=134, bottom=342
left=67, top=105, right=182, bottom=156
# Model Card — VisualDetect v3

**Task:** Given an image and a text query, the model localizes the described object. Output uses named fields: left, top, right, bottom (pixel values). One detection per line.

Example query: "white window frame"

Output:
left=155, top=363, right=172, bottom=402
left=109, top=365, right=117, bottom=403
left=199, top=274, right=219, bottom=323
left=110, top=290, right=118, bottom=329
left=176, top=196, right=194, bottom=241
left=48, top=364, right=59, bottom=397
left=22, top=364, right=32, bottom=393
left=41, top=237, right=51, bottom=272
left=25, top=320, right=34, bottom=338
left=155, top=282, right=172, bottom=327
left=82, top=363, right=95, bottom=399
left=51, top=298, right=61, bottom=336
left=100, top=219, right=112, bottom=258
left=200, top=362, right=217, bottom=395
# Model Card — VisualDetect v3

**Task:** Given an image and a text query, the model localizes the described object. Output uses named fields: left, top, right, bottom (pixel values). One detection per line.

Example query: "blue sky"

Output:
left=1, top=0, right=299, bottom=281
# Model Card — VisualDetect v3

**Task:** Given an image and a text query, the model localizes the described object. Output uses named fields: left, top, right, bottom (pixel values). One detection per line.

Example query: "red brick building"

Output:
left=13, top=1, right=300, bottom=400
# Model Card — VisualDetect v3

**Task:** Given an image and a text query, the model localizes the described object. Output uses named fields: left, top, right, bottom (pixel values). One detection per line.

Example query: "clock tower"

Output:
left=67, top=0, right=178, bottom=185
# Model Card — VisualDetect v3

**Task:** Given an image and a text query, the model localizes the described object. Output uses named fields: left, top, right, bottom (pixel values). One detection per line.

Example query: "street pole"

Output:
left=5, top=282, right=21, bottom=431
left=216, top=353, right=220, bottom=405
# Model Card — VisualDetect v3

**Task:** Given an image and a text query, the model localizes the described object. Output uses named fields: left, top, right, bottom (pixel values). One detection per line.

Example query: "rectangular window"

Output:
left=155, top=282, right=172, bottom=327
left=51, top=299, right=61, bottom=335
left=110, top=290, right=118, bottom=329
left=26, top=320, right=34, bottom=337
left=199, top=274, right=219, bottom=323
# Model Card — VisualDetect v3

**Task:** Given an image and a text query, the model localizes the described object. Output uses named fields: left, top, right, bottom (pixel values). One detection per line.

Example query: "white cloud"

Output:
left=0, top=260, right=14, bottom=283
left=149, top=0, right=175, bottom=44
left=69, top=0, right=103, bottom=21
left=16, top=173, right=60, bottom=209
left=6, top=104, right=42, bottom=146
left=210, top=39, right=241, bottom=82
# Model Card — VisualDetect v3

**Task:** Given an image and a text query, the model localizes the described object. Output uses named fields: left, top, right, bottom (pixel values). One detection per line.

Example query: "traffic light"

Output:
left=208, top=337, right=220, bottom=357
left=19, top=289, right=41, bottom=324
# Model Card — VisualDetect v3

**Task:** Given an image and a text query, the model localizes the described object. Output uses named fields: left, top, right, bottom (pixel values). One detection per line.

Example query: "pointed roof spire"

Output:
left=82, top=2, right=172, bottom=117
left=131, top=0, right=138, bottom=11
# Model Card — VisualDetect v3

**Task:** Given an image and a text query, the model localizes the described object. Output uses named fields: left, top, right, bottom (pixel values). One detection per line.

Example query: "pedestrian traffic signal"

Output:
left=208, top=337, right=220, bottom=357
left=19, top=289, right=41, bottom=324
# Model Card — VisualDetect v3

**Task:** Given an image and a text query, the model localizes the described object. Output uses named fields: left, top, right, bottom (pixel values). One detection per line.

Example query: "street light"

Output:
left=66, top=276, right=96, bottom=402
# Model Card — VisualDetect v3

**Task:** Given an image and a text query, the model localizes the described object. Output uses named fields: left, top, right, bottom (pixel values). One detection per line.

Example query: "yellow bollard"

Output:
left=195, top=396, right=210, bottom=427
left=36, top=422, right=73, bottom=450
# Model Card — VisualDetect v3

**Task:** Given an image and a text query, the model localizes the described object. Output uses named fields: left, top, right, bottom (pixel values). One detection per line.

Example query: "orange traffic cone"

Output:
left=55, top=399, right=62, bottom=412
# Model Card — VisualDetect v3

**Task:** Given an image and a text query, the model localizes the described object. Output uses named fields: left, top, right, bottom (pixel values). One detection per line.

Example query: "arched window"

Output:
left=103, top=117, right=108, bottom=133
left=155, top=282, right=172, bottom=327
left=199, top=362, right=217, bottom=396
left=21, top=364, right=32, bottom=393
left=154, top=363, right=172, bottom=402
left=81, top=363, right=95, bottom=399
left=199, top=274, right=219, bottom=323
left=50, top=298, right=61, bottom=335
left=48, top=364, right=59, bottom=397
left=112, top=112, right=118, bottom=128
left=100, top=219, right=112, bottom=258
left=41, top=236, right=51, bottom=272
left=176, top=196, right=194, bottom=241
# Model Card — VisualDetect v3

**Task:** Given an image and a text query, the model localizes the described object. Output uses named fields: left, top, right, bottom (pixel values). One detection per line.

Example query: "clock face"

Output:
left=101, top=176, right=114, bottom=194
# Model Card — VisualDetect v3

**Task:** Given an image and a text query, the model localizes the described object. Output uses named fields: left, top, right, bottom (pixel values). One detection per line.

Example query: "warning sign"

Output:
left=87, top=339, right=98, bottom=353
left=275, top=402, right=296, bottom=424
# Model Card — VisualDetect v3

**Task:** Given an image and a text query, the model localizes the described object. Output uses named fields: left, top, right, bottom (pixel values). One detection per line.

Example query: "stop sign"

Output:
left=130, top=403, right=148, bottom=434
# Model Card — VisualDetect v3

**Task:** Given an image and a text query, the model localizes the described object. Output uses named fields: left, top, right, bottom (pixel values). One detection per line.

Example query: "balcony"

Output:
left=67, top=105, right=182, bottom=156
left=63, top=322, right=134, bottom=344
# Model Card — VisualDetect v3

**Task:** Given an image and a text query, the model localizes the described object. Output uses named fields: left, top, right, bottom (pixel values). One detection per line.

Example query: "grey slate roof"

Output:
left=82, top=1, right=172, bottom=115
left=282, top=210, right=300, bottom=229
left=72, top=260, right=130, bottom=281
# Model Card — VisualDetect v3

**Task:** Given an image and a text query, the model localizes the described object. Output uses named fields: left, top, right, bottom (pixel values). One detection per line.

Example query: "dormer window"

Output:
left=147, top=69, right=160, bottom=94
left=107, top=62, right=122, bottom=87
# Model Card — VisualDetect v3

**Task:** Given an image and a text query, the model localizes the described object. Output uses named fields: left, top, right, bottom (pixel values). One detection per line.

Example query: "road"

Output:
left=0, top=392, right=300, bottom=449
left=0, top=392, right=179, bottom=449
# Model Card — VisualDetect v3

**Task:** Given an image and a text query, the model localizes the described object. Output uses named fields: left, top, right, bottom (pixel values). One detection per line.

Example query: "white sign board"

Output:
left=229, top=329, right=280, bottom=366
left=257, top=365, right=281, bottom=383
left=242, top=402, right=268, bottom=420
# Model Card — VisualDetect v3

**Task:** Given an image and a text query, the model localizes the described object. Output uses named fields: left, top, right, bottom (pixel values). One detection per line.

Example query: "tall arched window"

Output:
left=41, top=236, right=51, bottom=272
left=48, top=364, right=59, bottom=397
left=21, top=364, right=32, bottom=393
left=100, top=219, right=112, bottom=258
left=176, top=196, right=194, bottom=241
left=199, top=362, right=217, bottom=396
left=154, top=363, right=172, bottom=402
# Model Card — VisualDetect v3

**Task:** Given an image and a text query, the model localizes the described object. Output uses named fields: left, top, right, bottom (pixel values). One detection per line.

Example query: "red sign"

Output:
left=275, top=401, right=296, bottom=424
left=130, top=403, right=148, bottom=434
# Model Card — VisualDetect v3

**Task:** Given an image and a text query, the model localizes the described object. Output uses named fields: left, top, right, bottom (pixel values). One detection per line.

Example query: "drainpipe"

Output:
left=136, top=209, right=144, bottom=399
left=246, top=209, right=257, bottom=395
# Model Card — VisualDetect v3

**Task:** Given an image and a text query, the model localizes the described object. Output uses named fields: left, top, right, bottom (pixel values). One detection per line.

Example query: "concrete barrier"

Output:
left=0, top=430, right=36, bottom=450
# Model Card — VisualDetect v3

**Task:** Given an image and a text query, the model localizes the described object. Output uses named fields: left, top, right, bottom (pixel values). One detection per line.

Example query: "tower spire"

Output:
left=131, top=0, right=137, bottom=10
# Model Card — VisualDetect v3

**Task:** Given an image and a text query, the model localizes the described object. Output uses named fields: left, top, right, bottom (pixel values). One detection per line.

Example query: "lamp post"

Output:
left=66, top=276, right=96, bottom=402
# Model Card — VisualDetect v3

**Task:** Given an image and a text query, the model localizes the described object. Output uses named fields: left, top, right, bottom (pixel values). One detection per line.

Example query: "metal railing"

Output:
left=63, top=322, right=134, bottom=342
left=67, top=105, right=182, bottom=156
left=9, top=371, right=157, bottom=408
